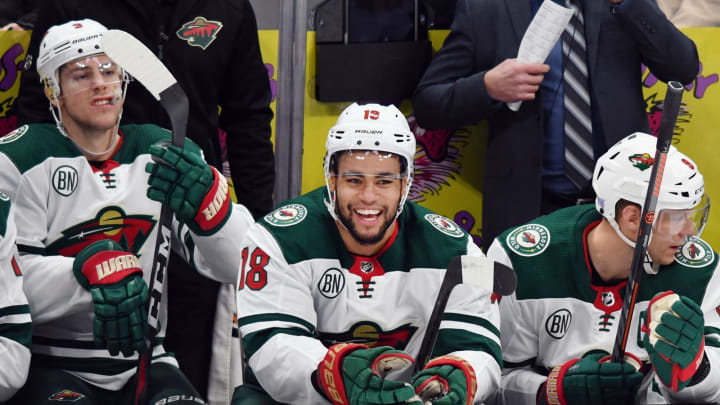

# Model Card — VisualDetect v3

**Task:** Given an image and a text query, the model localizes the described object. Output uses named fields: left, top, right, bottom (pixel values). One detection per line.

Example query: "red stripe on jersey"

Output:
left=11, top=255, right=21, bottom=276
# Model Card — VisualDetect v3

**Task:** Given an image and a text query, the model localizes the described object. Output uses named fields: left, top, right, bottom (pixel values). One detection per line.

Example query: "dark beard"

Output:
left=338, top=206, right=395, bottom=246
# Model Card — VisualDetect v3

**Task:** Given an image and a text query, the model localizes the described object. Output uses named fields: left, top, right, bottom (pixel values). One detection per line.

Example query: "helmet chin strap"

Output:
left=49, top=76, right=128, bottom=159
left=608, top=217, right=660, bottom=275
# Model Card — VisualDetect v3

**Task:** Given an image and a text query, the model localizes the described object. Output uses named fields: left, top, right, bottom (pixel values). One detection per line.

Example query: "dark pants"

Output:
left=231, top=385, right=286, bottom=405
left=165, top=250, right=220, bottom=398
left=541, top=188, right=596, bottom=215
left=8, top=362, right=203, bottom=405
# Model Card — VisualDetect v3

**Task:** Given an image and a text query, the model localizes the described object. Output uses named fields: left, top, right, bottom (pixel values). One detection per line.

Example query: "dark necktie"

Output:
left=562, top=1, right=594, bottom=189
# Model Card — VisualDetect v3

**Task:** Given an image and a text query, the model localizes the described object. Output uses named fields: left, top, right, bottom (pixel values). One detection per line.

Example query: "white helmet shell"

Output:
left=37, top=19, right=108, bottom=96
left=593, top=132, right=704, bottom=221
left=323, top=103, right=416, bottom=219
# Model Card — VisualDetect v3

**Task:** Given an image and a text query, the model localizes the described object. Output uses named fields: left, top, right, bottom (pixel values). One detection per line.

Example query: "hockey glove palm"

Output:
left=316, top=343, right=420, bottom=405
left=642, top=291, right=706, bottom=392
left=411, top=356, right=477, bottom=405
left=73, top=240, right=148, bottom=357
left=146, top=142, right=231, bottom=234
left=539, top=352, right=643, bottom=405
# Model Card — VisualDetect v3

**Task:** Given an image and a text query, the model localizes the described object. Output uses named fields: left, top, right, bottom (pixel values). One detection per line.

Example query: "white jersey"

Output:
left=487, top=205, right=720, bottom=404
left=0, top=195, right=31, bottom=401
left=237, top=187, right=501, bottom=404
left=0, top=123, right=252, bottom=390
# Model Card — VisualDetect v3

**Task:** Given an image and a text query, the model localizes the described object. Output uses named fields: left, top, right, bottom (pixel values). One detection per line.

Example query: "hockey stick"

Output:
left=414, top=255, right=517, bottom=373
left=102, top=30, right=189, bottom=405
left=611, top=80, right=684, bottom=363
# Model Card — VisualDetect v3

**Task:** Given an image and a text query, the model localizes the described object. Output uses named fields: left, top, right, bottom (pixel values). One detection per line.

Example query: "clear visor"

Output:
left=55, top=55, right=126, bottom=98
left=652, top=193, right=710, bottom=241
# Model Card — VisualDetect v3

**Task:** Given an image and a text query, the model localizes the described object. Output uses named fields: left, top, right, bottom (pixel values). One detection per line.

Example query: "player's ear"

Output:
left=44, top=86, right=58, bottom=107
left=618, top=204, right=641, bottom=241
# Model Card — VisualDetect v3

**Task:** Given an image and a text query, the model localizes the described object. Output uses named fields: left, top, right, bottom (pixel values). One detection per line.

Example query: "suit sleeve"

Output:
left=219, top=0, right=275, bottom=219
left=612, top=0, right=699, bottom=84
left=236, top=224, right=329, bottom=405
left=0, top=201, right=31, bottom=402
left=652, top=259, right=720, bottom=403
left=412, top=0, right=503, bottom=130
left=487, top=238, right=547, bottom=405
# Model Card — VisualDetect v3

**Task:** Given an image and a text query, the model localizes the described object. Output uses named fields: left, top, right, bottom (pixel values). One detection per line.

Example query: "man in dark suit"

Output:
left=413, top=0, right=698, bottom=250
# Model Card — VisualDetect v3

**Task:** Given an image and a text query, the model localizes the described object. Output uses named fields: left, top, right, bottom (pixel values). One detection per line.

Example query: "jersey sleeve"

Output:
left=13, top=169, right=91, bottom=324
left=236, top=224, right=329, bottom=404
left=487, top=238, right=546, bottom=405
left=433, top=237, right=501, bottom=403
left=0, top=199, right=32, bottom=401
left=174, top=202, right=255, bottom=284
left=651, top=258, right=720, bottom=403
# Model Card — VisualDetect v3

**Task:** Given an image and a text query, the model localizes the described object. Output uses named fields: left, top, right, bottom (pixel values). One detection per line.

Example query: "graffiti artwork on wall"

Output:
left=0, top=32, right=30, bottom=136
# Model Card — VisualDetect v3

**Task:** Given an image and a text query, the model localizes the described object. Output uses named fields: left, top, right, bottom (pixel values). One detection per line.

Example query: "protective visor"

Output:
left=652, top=193, right=710, bottom=241
left=55, top=55, right=126, bottom=98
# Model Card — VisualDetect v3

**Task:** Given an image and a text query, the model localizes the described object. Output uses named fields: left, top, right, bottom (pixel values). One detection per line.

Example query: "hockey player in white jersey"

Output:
left=233, top=103, right=501, bottom=405
left=0, top=195, right=32, bottom=401
left=487, top=132, right=719, bottom=404
left=0, top=19, right=253, bottom=404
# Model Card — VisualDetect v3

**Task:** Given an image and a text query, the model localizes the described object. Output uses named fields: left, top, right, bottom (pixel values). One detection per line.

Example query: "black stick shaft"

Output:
left=611, top=80, right=684, bottom=362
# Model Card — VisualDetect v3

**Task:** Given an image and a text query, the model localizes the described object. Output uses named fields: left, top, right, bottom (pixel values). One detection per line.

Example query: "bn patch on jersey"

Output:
left=675, top=238, right=714, bottom=268
left=506, top=224, right=550, bottom=257
left=424, top=214, right=464, bottom=238
left=264, top=204, right=308, bottom=227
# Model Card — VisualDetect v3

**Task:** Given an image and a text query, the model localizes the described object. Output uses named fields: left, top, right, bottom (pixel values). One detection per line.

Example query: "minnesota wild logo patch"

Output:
left=628, top=153, right=654, bottom=171
left=0, top=125, right=28, bottom=144
left=176, top=17, right=223, bottom=50
left=264, top=204, right=307, bottom=227
left=675, top=238, right=715, bottom=268
left=506, top=224, right=550, bottom=257
left=424, top=214, right=464, bottom=238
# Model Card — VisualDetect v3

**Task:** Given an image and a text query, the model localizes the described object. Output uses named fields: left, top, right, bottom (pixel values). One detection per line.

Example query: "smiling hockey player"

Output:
left=233, top=103, right=501, bottom=405
left=488, top=132, right=720, bottom=404
left=0, top=19, right=253, bottom=404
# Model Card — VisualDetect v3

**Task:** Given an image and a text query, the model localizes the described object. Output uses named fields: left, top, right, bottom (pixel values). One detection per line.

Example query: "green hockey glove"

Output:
left=539, top=352, right=643, bottom=405
left=73, top=239, right=148, bottom=357
left=146, top=142, right=231, bottom=234
left=642, top=291, right=706, bottom=392
left=411, top=355, right=477, bottom=405
left=316, top=343, right=420, bottom=405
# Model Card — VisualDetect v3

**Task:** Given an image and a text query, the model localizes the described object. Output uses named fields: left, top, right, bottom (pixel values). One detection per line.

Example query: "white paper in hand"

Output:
left=507, top=1, right=574, bottom=111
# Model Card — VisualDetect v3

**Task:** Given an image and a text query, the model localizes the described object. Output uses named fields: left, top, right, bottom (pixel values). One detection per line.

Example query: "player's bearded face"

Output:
left=332, top=151, right=406, bottom=246
left=56, top=54, right=124, bottom=132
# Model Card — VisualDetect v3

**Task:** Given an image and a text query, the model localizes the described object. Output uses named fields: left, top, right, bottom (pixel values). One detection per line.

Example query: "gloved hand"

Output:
left=146, top=142, right=231, bottom=234
left=316, top=343, right=421, bottom=405
left=642, top=291, right=706, bottom=392
left=411, top=355, right=477, bottom=405
left=73, top=239, right=148, bottom=357
left=539, top=352, right=643, bottom=405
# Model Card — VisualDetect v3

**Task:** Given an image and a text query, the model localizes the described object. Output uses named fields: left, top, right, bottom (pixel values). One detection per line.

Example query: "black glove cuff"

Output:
left=688, top=352, right=710, bottom=387
left=311, top=369, right=332, bottom=402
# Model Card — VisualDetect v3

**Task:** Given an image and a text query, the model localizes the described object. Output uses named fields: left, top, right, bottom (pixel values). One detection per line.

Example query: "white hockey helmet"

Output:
left=593, top=132, right=708, bottom=252
left=323, top=103, right=416, bottom=220
left=37, top=19, right=109, bottom=97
